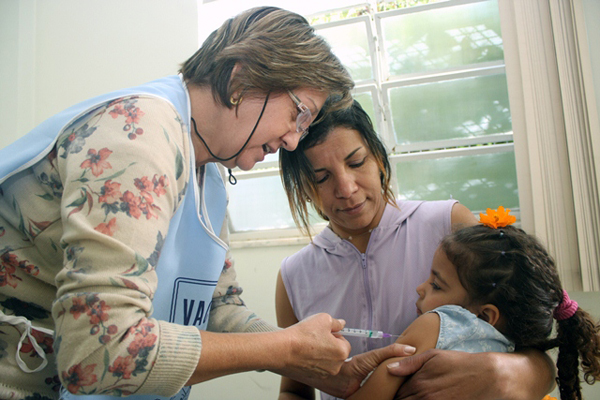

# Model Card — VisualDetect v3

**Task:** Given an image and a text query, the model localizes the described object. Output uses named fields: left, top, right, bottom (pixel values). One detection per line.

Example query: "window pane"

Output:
left=353, top=92, right=378, bottom=129
left=395, top=150, right=519, bottom=212
left=262, top=152, right=279, bottom=163
left=227, top=175, right=325, bottom=232
left=353, top=92, right=374, bottom=119
left=382, top=0, right=503, bottom=75
left=317, top=21, right=373, bottom=82
left=228, top=175, right=294, bottom=231
left=389, top=73, right=511, bottom=145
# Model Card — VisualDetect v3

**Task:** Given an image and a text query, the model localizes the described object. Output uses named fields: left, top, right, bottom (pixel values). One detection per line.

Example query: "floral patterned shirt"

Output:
left=0, top=95, right=274, bottom=399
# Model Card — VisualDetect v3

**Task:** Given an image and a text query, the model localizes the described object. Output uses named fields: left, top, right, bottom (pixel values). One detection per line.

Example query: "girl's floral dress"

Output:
left=0, top=95, right=272, bottom=399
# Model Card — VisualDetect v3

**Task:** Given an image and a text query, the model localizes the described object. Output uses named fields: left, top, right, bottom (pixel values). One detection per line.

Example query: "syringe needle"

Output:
left=337, top=328, right=399, bottom=339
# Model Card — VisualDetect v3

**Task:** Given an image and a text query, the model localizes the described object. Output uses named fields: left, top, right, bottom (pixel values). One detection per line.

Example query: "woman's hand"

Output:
left=387, top=349, right=555, bottom=400
left=188, top=313, right=350, bottom=385
left=386, top=350, right=497, bottom=399
left=277, top=313, right=352, bottom=379
left=291, top=343, right=417, bottom=399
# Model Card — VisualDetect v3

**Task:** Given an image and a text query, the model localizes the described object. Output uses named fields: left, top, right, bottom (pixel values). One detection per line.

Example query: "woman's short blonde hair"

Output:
left=180, top=6, right=354, bottom=110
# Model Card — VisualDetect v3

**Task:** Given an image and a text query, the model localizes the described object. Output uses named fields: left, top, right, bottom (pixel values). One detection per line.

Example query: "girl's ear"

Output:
left=477, top=304, right=501, bottom=327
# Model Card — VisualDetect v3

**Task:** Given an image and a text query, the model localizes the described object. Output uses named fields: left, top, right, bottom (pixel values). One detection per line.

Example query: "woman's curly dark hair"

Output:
left=441, top=225, right=600, bottom=400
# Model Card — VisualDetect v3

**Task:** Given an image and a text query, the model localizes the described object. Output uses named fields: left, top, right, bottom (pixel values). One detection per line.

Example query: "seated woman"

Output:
left=276, top=100, right=555, bottom=400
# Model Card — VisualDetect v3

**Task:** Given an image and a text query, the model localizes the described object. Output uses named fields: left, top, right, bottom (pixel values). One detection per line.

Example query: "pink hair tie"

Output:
left=553, top=290, right=578, bottom=321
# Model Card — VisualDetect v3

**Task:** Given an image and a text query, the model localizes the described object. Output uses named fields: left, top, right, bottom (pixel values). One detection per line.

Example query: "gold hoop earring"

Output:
left=230, top=95, right=242, bottom=106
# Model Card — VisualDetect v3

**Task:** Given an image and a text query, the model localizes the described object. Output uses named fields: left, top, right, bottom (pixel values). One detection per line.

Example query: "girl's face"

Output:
left=304, top=127, right=386, bottom=238
left=415, top=247, right=472, bottom=316
left=225, top=87, right=327, bottom=171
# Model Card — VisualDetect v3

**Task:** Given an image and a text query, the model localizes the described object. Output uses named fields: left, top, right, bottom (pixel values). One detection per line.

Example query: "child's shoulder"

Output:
left=395, top=312, right=441, bottom=355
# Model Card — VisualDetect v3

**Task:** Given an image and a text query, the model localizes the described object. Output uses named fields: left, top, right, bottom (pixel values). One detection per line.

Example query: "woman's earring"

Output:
left=230, top=95, right=243, bottom=106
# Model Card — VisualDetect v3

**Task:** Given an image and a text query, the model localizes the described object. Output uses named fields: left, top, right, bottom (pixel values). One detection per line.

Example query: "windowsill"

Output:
left=230, top=224, right=326, bottom=249
left=230, top=235, right=312, bottom=249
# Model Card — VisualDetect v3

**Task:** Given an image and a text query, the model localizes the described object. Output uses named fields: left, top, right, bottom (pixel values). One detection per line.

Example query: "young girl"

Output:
left=349, top=207, right=600, bottom=400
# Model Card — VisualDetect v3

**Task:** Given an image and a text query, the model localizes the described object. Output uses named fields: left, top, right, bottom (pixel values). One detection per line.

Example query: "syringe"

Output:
left=337, top=328, right=398, bottom=339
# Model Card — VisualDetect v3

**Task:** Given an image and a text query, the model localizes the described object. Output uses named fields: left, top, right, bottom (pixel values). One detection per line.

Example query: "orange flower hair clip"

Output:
left=479, top=206, right=516, bottom=229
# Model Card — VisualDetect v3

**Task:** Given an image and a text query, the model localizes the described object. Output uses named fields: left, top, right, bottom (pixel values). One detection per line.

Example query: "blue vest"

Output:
left=0, top=76, right=228, bottom=400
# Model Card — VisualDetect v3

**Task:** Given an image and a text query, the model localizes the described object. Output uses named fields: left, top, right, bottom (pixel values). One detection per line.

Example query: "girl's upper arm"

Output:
left=393, top=312, right=440, bottom=359
left=276, top=270, right=299, bottom=329
left=348, top=312, right=441, bottom=400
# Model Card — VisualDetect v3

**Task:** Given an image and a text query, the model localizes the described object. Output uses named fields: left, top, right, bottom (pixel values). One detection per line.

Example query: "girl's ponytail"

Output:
left=554, top=293, right=600, bottom=400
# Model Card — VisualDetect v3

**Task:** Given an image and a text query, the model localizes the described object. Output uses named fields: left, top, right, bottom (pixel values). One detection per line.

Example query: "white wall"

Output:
left=0, top=0, right=199, bottom=148
left=0, top=0, right=27, bottom=147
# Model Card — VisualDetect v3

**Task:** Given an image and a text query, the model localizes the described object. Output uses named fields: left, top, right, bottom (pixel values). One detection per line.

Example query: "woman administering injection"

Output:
left=276, top=100, right=555, bottom=400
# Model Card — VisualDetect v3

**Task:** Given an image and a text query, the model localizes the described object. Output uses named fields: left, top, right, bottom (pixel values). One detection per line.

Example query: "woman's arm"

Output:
left=388, top=348, right=555, bottom=399
left=347, top=313, right=440, bottom=400
left=186, top=313, right=351, bottom=385
left=53, top=97, right=197, bottom=396
left=450, top=202, right=479, bottom=229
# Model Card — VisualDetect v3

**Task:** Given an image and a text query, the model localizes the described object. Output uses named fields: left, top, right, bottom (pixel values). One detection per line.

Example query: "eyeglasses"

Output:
left=288, top=90, right=312, bottom=141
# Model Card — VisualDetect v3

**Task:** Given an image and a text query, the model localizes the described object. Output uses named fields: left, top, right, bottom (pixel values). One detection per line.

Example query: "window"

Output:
left=223, top=0, right=520, bottom=240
